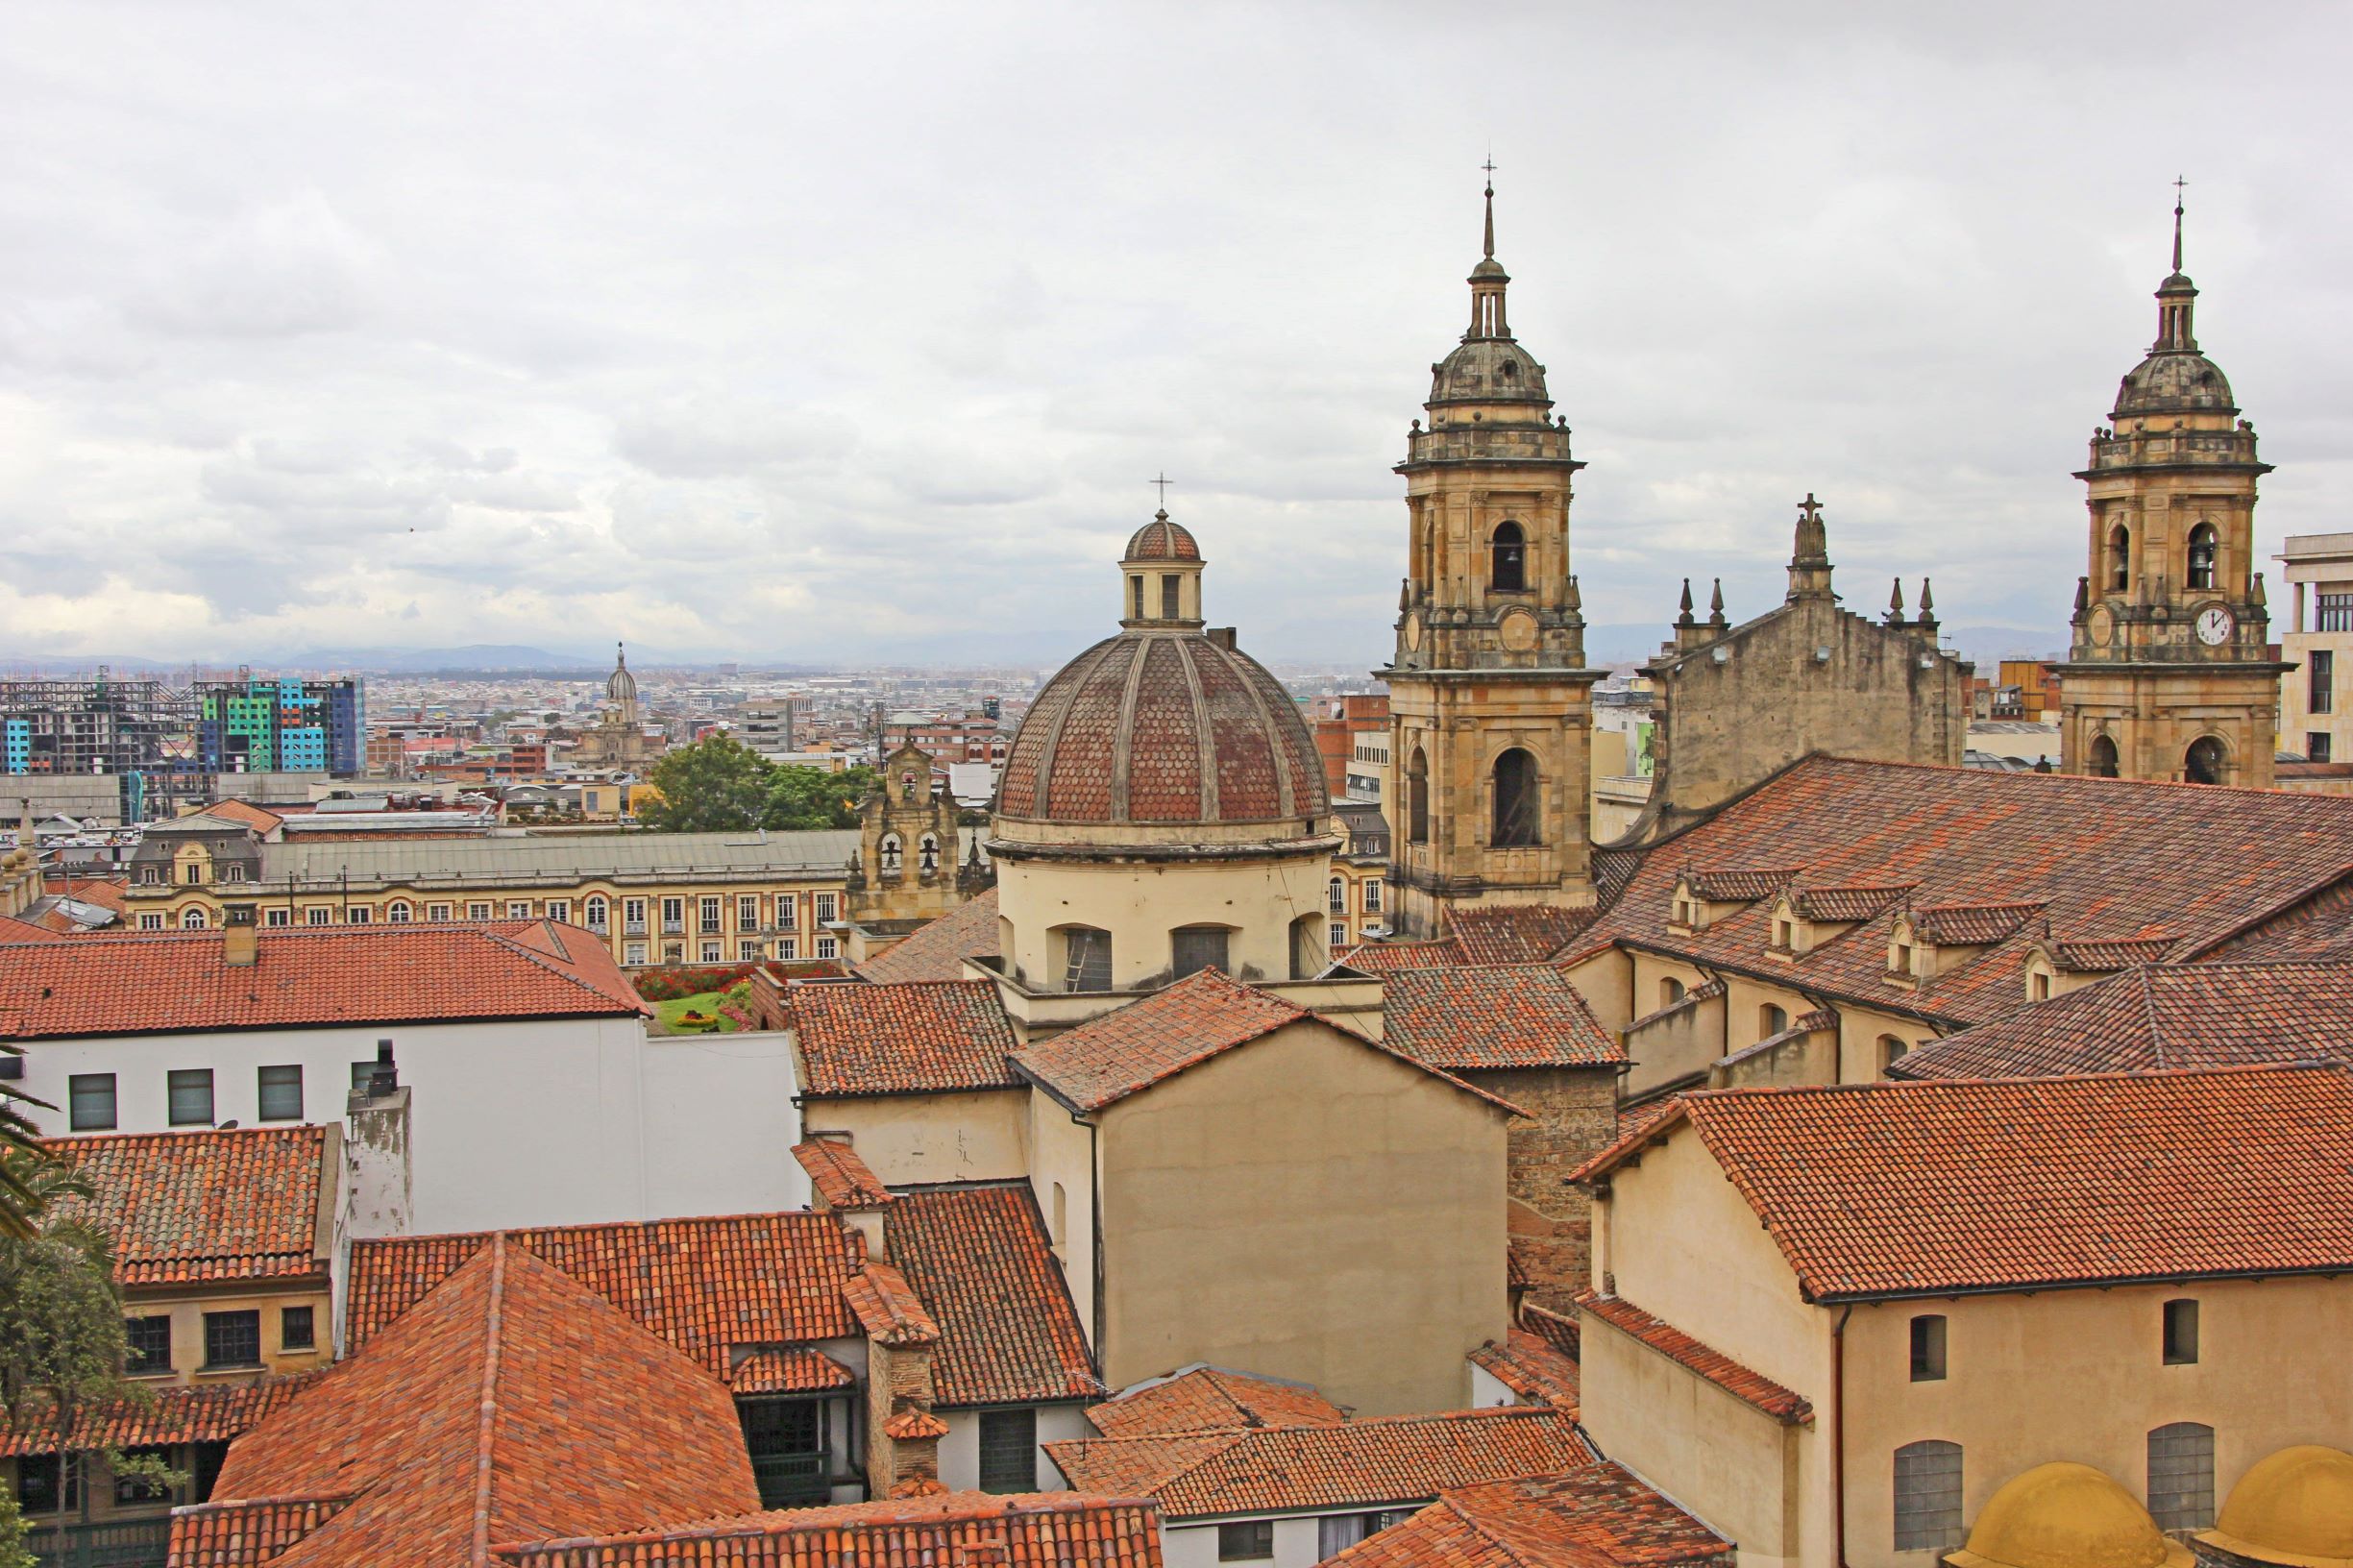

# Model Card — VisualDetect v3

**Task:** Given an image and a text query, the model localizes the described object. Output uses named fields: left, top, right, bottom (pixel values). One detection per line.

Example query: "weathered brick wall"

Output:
left=862, top=1339, right=939, bottom=1495
left=1468, top=1065, right=1619, bottom=1311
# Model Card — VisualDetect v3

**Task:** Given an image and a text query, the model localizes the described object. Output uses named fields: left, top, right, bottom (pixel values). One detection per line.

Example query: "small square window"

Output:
left=16, top=1455, right=80, bottom=1513
left=168, top=1068, right=215, bottom=1127
left=257, top=1066, right=304, bottom=1122
left=2163, top=1299, right=2199, bottom=1365
left=1217, top=1521, right=1274, bottom=1561
left=203, top=1310, right=261, bottom=1369
left=1909, top=1314, right=1947, bottom=1381
left=263, top=907, right=290, bottom=927
left=112, top=1443, right=174, bottom=1505
left=281, top=1305, right=316, bottom=1351
left=814, top=935, right=837, bottom=960
left=978, top=1407, right=1037, bottom=1493
left=125, top=1315, right=174, bottom=1376
left=70, top=1074, right=117, bottom=1131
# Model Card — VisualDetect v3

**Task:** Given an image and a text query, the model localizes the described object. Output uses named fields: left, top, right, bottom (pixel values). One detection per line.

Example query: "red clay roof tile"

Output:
left=850, top=888, right=1000, bottom=984
left=887, top=1185, right=1103, bottom=1407
left=791, top=1139, right=895, bottom=1211
left=1, top=1373, right=318, bottom=1458
left=1325, top=1461, right=1734, bottom=1568
left=1447, top=907, right=1600, bottom=966
left=1381, top=966, right=1625, bottom=1070
left=843, top=1260, right=941, bottom=1347
left=42, top=1126, right=327, bottom=1286
left=1467, top=1329, right=1580, bottom=1413
left=788, top=979, right=1020, bottom=1097
left=727, top=1348, right=854, bottom=1395
left=1088, top=1366, right=1349, bottom=1438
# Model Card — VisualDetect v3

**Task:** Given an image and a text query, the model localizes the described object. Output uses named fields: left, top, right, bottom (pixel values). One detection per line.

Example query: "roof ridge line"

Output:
left=482, top=922, right=625, bottom=1007
left=1444, top=1489, right=1540, bottom=1568
left=470, top=1233, right=509, bottom=1568
left=2141, top=966, right=2166, bottom=1071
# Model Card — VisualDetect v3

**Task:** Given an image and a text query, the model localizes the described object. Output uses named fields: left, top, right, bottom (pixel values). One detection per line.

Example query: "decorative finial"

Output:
left=1677, top=577, right=1695, bottom=625
left=1708, top=577, right=1726, bottom=621
left=1889, top=578, right=1906, bottom=620
left=2171, top=175, right=2187, bottom=274
left=1482, top=156, right=1497, bottom=260
left=1150, top=473, right=1174, bottom=507
left=616, top=641, right=625, bottom=668
left=1919, top=578, right=1935, bottom=618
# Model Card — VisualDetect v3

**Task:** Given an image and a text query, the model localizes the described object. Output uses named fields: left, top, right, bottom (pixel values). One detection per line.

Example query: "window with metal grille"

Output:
left=203, top=1310, right=261, bottom=1369
left=2147, top=1422, right=2216, bottom=1531
left=257, top=1066, right=303, bottom=1121
left=700, top=896, right=723, bottom=934
left=978, top=1408, right=1036, bottom=1493
left=738, top=895, right=760, bottom=929
left=281, top=1306, right=315, bottom=1351
left=815, top=894, right=837, bottom=923
left=2163, top=1299, right=2199, bottom=1364
left=169, top=1068, right=215, bottom=1127
left=1908, top=1315, right=1947, bottom=1381
left=1217, top=1521, right=1274, bottom=1561
left=1892, top=1440, right=1964, bottom=1552
left=125, top=1315, right=174, bottom=1376
left=1061, top=927, right=1112, bottom=992
left=1170, top=926, right=1230, bottom=981
left=2319, top=592, right=2353, bottom=632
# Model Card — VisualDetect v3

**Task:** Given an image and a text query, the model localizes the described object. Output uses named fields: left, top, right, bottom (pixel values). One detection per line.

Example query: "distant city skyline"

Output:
left=4, top=3, right=2346, bottom=667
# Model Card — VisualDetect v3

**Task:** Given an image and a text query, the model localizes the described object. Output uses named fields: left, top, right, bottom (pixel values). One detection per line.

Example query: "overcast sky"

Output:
left=4, top=1, right=2349, bottom=672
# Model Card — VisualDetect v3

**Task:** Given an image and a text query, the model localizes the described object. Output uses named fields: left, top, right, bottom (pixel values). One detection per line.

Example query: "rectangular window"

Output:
left=257, top=1066, right=304, bottom=1122
left=625, top=897, right=648, bottom=935
left=814, top=936, right=837, bottom=960
left=699, top=896, right=723, bottom=934
left=351, top=1061, right=380, bottom=1097
left=1216, top=1521, right=1274, bottom=1562
left=16, top=1455, right=79, bottom=1514
left=2312, top=649, right=2335, bottom=714
left=2311, top=732, right=2334, bottom=764
left=428, top=902, right=453, bottom=922
left=125, top=1315, right=174, bottom=1376
left=281, top=1305, right=316, bottom=1351
left=112, top=1444, right=173, bottom=1505
left=1328, top=880, right=1346, bottom=913
left=168, top=1068, right=215, bottom=1127
left=1170, top=926, right=1230, bottom=981
left=1893, top=1440, right=1965, bottom=1552
left=183, top=862, right=202, bottom=885
left=700, top=940, right=723, bottom=963
left=305, top=905, right=332, bottom=925
left=202, top=1310, right=261, bottom=1369
left=1330, top=921, right=1346, bottom=947
left=221, top=864, right=245, bottom=883
left=625, top=942, right=648, bottom=966
left=2163, top=1298, right=2198, bottom=1364
left=1909, top=1314, right=1947, bottom=1381
left=739, top=941, right=763, bottom=961
left=777, top=894, right=799, bottom=929
left=345, top=905, right=370, bottom=924
left=1161, top=575, right=1181, bottom=620
left=815, top=893, right=837, bottom=923
left=546, top=899, right=570, bottom=924
left=1363, top=880, right=1383, bottom=913
left=467, top=901, right=492, bottom=920
left=778, top=937, right=797, bottom=961
left=506, top=900, right=531, bottom=919
left=2148, top=1422, right=2217, bottom=1531
left=977, top=1407, right=1037, bottom=1493
left=140, top=865, right=163, bottom=885
left=738, top=894, right=760, bottom=929
left=139, top=912, right=167, bottom=931
left=2319, top=592, right=2353, bottom=632
left=661, top=897, right=685, bottom=934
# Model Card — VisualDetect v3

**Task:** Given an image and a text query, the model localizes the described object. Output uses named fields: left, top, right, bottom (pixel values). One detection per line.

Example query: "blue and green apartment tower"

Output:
left=195, top=674, right=364, bottom=775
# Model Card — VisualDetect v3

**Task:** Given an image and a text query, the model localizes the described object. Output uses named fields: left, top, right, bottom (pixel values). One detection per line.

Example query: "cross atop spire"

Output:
left=2171, top=175, right=2188, bottom=274
left=1150, top=473, right=1173, bottom=505
left=1482, top=157, right=1498, bottom=260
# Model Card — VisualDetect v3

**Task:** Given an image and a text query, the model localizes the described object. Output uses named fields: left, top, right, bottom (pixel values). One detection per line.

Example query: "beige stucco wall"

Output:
left=1622, top=972, right=1725, bottom=1098
left=1026, top=1085, right=1101, bottom=1349
left=800, top=1089, right=1030, bottom=1187
left=126, top=1283, right=335, bottom=1386
left=1723, top=974, right=1812, bottom=1054
left=1562, top=945, right=1634, bottom=1036
left=1834, top=1006, right=1940, bottom=1083
left=996, top=850, right=1333, bottom=992
left=1096, top=1019, right=1510, bottom=1414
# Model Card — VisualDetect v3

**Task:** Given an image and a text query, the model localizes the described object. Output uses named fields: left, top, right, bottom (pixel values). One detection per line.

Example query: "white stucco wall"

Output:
left=937, top=1402, right=1093, bottom=1493
left=18, top=1015, right=803, bottom=1233
left=1160, top=1516, right=1327, bottom=1568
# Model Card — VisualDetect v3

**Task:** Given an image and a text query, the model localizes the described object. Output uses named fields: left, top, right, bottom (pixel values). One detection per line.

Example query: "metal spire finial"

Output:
left=1482, top=156, right=1497, bottom=259
left=2171, top=175, right=2188, bottom=274
left=1150, top=473, right=1174, bottom=507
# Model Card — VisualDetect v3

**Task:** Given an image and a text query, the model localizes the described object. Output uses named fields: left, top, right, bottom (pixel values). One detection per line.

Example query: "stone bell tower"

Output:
left=1381, top=175, right=1600, bottom=938
left=2057, top=189, right=2287, bottom=787
left=846, top=741, right=974, bottom=926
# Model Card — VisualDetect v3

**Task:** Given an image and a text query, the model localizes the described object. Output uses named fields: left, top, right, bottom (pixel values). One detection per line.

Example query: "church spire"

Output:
left=2171, top=175, right=2186, bottom=275
left=1467, top=160, right=1511, bottom=340
left=1483, top=161, right=1496, bottom=261
left=2155, top=178, right=2198, bottom=351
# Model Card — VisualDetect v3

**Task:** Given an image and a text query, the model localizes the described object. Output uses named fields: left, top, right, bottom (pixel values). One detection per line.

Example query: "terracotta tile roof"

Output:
left=1583, top=758, right=2353, bottom=1028
left=2047, top=933, right=2178, bottom=970
left=843, top=1259, right=941, bottom=1347
left=728, top=1348, right=854, bottom=1395
left=1325, top=1462, right=1734, bottom=1568
left=851, top=887, right=1002, bottom=985
left=1017, top=969, right=1522, bottom=1115
left=1894, top=962, right=2353, bottom=1080
left=171, top=1497, right=353, bottom=1568
left=1467, top=1329, right=1580, bottom=1412
left=1579, top=1065, right=2353, bottom=1300
left=2194, top=872, right=2353, bottom=962
left=1520, top=1304, right=1578, bottom=1361
left=1088, top=1366, right=1349, bottom=1437
left=1909, top=901, right=2044, bottom=946
left=788, top=978, right=1020, bottom=1097
left=882, top=1409, right=952, bottom=1440
left=42, top=1126, right=326, bottom=1286
left=0, top=1372, right=317, bottom=1458
left=791, top=1139, right=895, bottom=1211
left=208, top=799, right=286, bottom=833
left=345, top=1213, right=864, bottom=1375
left=1573, top=1292, right=1813, bottom=1425
left=1792, top=884, right=1913, bottom=922
left=887, top=1184, right=1104, bottom=1407
left=0, top=921, right=644, bottom=1039
left=1381, top=966, right=1626, bottom=1070
left=0, top=913, right=61, bottom=943
left=1044, top=1407, right=1596, bottom=1521
left=1336, top=937, right=1471, bottom=972
left=1448, top=907, right=1600, bottom=966
left=175, top=1238, right=759, bottom=1568
left=488, top=1491, right=1165, bottom=1568
left=1682, top=867, right=1799, bottom=902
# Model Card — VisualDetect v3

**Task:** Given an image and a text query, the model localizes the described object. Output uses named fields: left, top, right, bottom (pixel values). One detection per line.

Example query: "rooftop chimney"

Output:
left=366, top=1038, right=399, bottom=1097
left=223, top=903, right=259, bottom=967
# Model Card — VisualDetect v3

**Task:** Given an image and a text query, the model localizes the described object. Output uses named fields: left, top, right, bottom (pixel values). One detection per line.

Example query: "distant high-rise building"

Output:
left=194, top=673, right=364, bottom=774
left=0, top=670, right=202, bottom=820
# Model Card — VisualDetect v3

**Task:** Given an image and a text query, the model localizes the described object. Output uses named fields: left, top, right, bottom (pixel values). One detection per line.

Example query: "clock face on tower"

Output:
left=2195, top=605, right=2235, bottom=647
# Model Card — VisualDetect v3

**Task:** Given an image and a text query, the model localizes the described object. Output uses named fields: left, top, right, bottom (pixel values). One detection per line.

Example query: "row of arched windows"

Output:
left=2104, top=520, right=2219, bottom=592
left=1402, top=747, right=1542, bottom=848
left=2083, top=733, right=2229, bottom=785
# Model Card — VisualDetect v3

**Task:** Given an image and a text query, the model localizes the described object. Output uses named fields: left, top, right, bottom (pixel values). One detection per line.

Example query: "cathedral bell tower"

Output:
left=1381, top=177, right=1599, bottom=938
left=2057, top=190, right=2287, bottom=786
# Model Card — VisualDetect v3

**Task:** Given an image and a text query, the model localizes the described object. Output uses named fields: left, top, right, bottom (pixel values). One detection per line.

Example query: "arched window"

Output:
left=1170, top=925, right=1230, bottom=981
left=1659, top=976, right=1685, bottom=1009
left=2088, top=735, right=2120, bottom=778
left=1059, top=926, right=1112, bottom=992
left=180, top=907, right=208, bottom=929
left=879, top=834, right=902, bottom=872
left=1490, top=522, right=1527, bottom=593
left=1328, top=877, right=1346, bottom=914
left=585, top=895, right=609, bottom=933
left=2187, top=523, right=2218, bottom=590
left=1760, top=1003, right=1789, bottom=1038
left=1406, top=747, right=1430, bottom=844
left=1878, top=1035, right=1908, bottom=1073
left=1892, top=1440, right=1965, bottom=1552
left=919, top=834, right=940, bottom=872
left=1289, top=916, right=1323, bottom=980
left=1491, top=748, right=1539, bottom=847
left=2185, top=736, right=2226, bottom=785
left=2147, top=1422, right=2216, bottom=1531
left=386, top=901, right=412, bottom=924
left=2107, top=524, right=2131, bottom=591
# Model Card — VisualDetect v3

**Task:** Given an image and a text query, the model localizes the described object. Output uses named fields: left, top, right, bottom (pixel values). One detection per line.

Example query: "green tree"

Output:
left=0, top=1155, right=184, bottom=1550
left=637, top=735, right=774, bottom=832
left=762, top=765, right=875, bottom=831
left=0, top=1048, right=54, bottom=1239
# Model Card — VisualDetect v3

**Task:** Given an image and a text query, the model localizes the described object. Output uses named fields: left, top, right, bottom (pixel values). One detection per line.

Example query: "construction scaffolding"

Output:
left=0, top=670, right=205, bottom=821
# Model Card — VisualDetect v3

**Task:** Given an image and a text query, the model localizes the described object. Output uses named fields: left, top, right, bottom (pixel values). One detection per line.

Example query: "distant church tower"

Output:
left=2058, top=191, right=2285, bottom=786
left=1383, top=177, right=1598, bottom=938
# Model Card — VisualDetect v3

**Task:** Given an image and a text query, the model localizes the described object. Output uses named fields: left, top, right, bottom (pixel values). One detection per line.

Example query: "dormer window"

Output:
left=1891, top=940, right=1913, bottom=976
left=1670, top=889, right=1702, bottom=932
left=1772, top=916, right=1795, bottom=949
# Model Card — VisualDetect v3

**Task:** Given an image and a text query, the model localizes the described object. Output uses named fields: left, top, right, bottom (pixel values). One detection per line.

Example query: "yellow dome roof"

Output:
left=2201, top=1446, right=2353, bottom=1568
left=1947, top=1463, right=2190, bottom=1568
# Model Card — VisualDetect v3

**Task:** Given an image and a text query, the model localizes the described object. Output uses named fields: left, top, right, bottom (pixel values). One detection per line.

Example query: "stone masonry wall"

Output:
left=1467, top=1064, right=1620, bottom=1311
